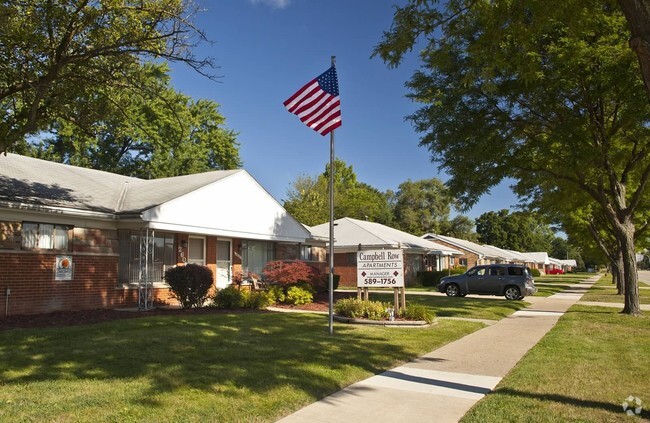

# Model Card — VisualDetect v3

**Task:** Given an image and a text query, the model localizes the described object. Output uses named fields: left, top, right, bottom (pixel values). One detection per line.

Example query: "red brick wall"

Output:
left=0, top=251, right=179, bottom=316
left=333, top=253, right=357, bottom=287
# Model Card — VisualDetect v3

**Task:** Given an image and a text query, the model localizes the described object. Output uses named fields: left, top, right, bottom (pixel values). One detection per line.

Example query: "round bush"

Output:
left=164, top=264, right=214, bottom=309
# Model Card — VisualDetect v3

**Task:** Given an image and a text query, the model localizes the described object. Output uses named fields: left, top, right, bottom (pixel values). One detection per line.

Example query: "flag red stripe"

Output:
left=283, top=79, right=318, bottom=109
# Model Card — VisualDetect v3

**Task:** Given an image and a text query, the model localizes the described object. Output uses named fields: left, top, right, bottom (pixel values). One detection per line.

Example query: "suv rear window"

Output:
left=508, top=266, right=524, bottom=276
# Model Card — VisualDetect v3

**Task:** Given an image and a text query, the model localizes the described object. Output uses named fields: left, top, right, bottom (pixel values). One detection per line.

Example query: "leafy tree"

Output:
left=440, top=215, right=478, bottom=241
left=617, top=0, right=650, bottom=99
left=14, top=64, right=240, bottom=177
left=374, top=0, right=648, bottom=315
left=476, top=210, right=553, bottom=252
left=0, top=0, right=213, bottom=153
left=392, top=178, right=454, bottom=236
left=283, top=174, right=329, bottom=226
left=283, top=159, right=393, bottom=226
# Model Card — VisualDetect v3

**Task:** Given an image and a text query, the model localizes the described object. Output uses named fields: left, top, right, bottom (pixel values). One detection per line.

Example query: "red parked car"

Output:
left=547, top=268, right=565, bottom=275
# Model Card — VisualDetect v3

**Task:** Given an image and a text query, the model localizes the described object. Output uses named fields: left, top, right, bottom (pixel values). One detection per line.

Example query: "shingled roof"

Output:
left=0, top=153, right=240, bottom=214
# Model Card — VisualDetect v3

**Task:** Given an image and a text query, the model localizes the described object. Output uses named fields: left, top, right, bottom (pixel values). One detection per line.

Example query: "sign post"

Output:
left=356, top=249, right=405, bottom=313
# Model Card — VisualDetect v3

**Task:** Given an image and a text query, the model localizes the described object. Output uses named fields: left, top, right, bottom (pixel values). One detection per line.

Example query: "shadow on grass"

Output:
left=0, top=311, right=449, bottom=407
left=492, top=387, right=649, bottom=418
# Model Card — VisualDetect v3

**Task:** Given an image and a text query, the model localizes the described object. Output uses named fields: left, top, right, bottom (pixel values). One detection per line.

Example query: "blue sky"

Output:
left=169, top=0, right=521, bottom=219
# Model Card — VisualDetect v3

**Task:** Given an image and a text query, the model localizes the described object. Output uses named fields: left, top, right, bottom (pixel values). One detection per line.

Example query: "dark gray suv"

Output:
left=438, top=264, right=537, bottom=300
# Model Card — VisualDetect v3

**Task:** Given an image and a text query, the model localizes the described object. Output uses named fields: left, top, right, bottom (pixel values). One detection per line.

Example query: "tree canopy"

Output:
left=392, top=178, right=454, bottom=235
left=0, top=0, right=213, bottom=153
left=375, top=0, right=649, bottom=315
left=283, top=159, right=393, bottom=226
left=14, top=64, right=240, bottom=177
left=476, top=210, right=553, bottom=252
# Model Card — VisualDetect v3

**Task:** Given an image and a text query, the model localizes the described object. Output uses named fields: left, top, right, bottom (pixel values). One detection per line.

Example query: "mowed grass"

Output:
left=0, top=311, right=483, bottom=422
left=462, top=304, right=650, bottom=421
left=535, top=273, right=592, bottom=284
left=581, top=274, right=650, bottom=304
left=367, top=293, right=528, bottom=321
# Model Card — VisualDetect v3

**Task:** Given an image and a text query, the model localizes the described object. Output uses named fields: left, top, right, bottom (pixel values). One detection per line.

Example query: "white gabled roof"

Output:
left=479, top=244, right=517, bottom=261
left=520, top=252, right=550, bottom=265
left=422, top=233, right=502, bottom=259
left=560, top=259, right=577, bottom=267
left=309, top=217, right=461, bottom=255
left=0, top=153, right=312, bottom=242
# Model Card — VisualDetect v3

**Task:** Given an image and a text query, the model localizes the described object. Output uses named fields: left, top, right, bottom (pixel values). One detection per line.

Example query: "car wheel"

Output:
left=504, top=286, right=521, bottom=300
left=445, top=284, right=460, bottom=297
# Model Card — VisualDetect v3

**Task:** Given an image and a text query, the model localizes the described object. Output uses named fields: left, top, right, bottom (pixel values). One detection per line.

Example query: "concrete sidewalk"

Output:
left=278, top=275, right=601, bottom=423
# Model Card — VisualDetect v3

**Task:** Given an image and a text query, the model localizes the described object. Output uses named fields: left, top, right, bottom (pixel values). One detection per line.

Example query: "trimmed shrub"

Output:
left=266, top=285, right=285, bottom=304
left=164, top=264, right=214, bottom=309
left=334, top=298, right=389, bottom=321
left=212, top=286, right=273, bottom=310
left=400, top=304, right=436, bottom=324
left=211, top=285, right=245, bottom=309
left=244, top=290, right=274, bottom=309
left=531, top=268, right=541, bottom=277
left=284, top=286, right=313, bottom=305
left=416, top=269, right=466, bottom=287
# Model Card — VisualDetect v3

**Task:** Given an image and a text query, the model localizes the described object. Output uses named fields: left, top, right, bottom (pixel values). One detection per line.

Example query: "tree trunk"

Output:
left=614, top=253, right=625, bottom=295
left=618, top=222, right=641, bottom=315
left=618, top=0, right=650, bottom=100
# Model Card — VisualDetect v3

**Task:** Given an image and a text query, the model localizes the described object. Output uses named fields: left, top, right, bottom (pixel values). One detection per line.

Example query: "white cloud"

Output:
left=248, top=0, right=291, bottom=9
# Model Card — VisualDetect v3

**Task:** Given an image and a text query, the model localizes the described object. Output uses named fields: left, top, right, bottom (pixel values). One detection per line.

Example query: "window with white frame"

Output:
left=242, top=240, right=274, bottom=276
left=300, top=245, right=314, bottom=261
left=22, top=222, right=69, bottom=250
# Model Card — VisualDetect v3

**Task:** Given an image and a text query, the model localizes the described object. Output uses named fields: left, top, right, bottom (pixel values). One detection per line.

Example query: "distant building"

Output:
left=310, top=218, right=460, bottom=287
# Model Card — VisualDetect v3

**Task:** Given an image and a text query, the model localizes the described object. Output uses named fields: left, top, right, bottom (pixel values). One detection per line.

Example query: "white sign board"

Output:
left=356, top=249, right=404, bottom=287
left=55, top=255, right=73, bottom=281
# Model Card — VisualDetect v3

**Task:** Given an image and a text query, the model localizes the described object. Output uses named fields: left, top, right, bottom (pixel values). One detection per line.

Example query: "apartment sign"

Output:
left=357, top=249, right=404, bottom=287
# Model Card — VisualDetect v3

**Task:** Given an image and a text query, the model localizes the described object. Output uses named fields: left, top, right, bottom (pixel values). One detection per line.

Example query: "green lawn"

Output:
left=367, top=293, right=529, bottom=321
left=533, top=284, right=574, bottom=297
left=581, top=274, right=650, bottom=304
left=534, top=273, right=593, bottom=284
left=462, top=304, right=650, bottom=421
left=0, top=311, right=483, bottom=422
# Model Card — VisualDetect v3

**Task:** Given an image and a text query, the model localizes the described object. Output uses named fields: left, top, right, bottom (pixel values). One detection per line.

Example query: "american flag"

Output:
left=283, top=66, right=342, bottom=136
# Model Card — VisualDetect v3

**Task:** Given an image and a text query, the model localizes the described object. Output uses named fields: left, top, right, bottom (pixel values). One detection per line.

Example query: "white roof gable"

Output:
left=142, top=170, right=311, bottom=242
left=521, top=252, right=550, bottom=265
left=422, top=233, right=502, bottom=259
left=309, top=217, right=461, bottom=255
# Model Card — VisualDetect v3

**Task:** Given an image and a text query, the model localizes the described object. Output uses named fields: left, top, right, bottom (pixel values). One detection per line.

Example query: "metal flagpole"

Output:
left=328, top=55, right=336, bottom=336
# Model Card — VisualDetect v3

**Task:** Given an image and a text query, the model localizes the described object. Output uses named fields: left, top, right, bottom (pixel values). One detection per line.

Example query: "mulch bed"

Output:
left=0, top=291, right=359, bottom=331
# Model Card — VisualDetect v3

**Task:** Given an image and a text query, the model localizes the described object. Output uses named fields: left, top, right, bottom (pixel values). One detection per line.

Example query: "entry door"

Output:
left=216, top=239, right=232, bottom=289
